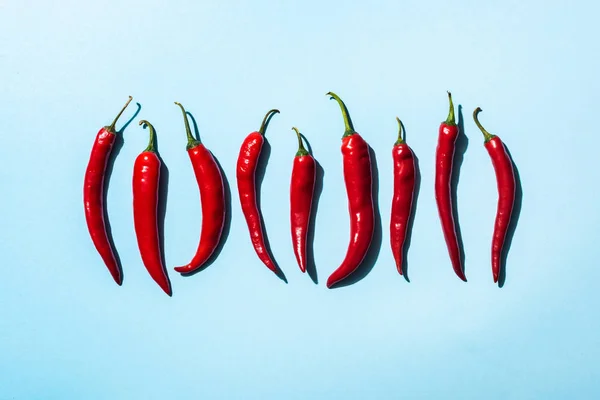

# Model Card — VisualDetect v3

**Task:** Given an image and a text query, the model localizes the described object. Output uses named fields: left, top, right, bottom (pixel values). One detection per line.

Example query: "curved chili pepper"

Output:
left=326, top=92, right=374, bottom=288
left=435, top=92, right=467, bottom=281
left=473, top=107, right=516, bottom=283
left=236, top=109, right=281, bottom=276
left=83, top=96, right=132, bottom=285
left=133, top=120, right=171, bottom=295
left=289, top=127, right=316, bottom=274
left=390, top=117, right=416, bottom=275
left=172, top=102, right=226, bottom=274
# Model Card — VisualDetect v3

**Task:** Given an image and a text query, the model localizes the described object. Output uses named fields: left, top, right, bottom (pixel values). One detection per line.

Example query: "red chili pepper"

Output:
left=236, top=109, right=281, bottom=276
left=133, top=120, right=171, bottom=295
left=326, top=92, right=374, bottom=288
left=172, top=102, right=226, bottom=274
left=289, top=127, right=316, bottom=274
left=473, top=107, right=516, bottom=283
left=83, top=96, right=132, bottom=285
left=435, top=92, right=467, bottom=281
left=390, top=117, right=416, bottom=275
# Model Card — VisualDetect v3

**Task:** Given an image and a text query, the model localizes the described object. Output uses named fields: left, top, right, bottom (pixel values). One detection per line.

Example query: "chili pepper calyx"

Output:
left=394, top=117, right=405, bottom=145
left=258, top=109, right=280, bottom=136
left=444, top=91, right=457, bottom=126
left=292, top=127, right=309, bottom=157
left=327, top=92, right=356, bottom=138
left=473, top=107, right=495, bottom=143
left=174, top=102, right=202, bottom=150
left=139, top=120, right=157, bottom=152
left=106, top=96, right=133, bottom=133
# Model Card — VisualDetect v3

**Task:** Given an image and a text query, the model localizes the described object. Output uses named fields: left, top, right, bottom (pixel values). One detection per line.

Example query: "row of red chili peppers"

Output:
left=84, top=93, right=516, bottom=295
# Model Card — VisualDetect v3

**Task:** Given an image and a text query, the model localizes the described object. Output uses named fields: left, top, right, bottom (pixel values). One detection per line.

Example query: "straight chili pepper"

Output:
left=236, top=109, right=281, bottom=276
left=83, top=96, right=132, bottom=285
left=289, top=127, right=316, bottom=274
left=435, top=92, right=467, bottom=281
left=326, top=92, right=374, bottom=288
left=390, top=117, right=416, bottom=275
left=172, top=102, right=226, bottom=274
left=133, top=120, right=171, bottom=295
left=473, top=107, right=516, bottom=283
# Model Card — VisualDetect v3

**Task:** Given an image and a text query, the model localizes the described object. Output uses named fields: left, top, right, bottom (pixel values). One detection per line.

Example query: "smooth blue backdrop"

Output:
left=1, top=0, right=599, bottom=398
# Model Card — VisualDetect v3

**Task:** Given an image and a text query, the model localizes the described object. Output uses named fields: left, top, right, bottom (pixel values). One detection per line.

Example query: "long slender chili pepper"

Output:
left=83, top=96, right=133, bottom=285
left=390, top=117, right=416, bottom=275
left=289, top=127, right=316, bottom=274
left=133, top=120, right=171, bottom=295
left=435, top=92, right=467, bottom=281
left=236, top=109, right=280, bottom=276
left=473, top=107, right=516, bottom=283
left=326, top=92, right=374, bottom=288
left=172, top=102, right=226, bottom=274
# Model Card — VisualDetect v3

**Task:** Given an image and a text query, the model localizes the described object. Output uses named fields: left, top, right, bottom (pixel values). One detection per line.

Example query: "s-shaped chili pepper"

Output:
left=133, top=120, right=171, bottom=295
left=173, top=102, right=226, bottom=274
left=390, top=118, right=416, bottom=275
left=473, top=107, right=516, bottom=283
left=236, top=109, right=280, bottom=276
left=326, top=92, right=374, bottom=288
left=435, top=92, right=467, bottom=281
left=289, top=127, right=316, bottom=274
left=83, top=96, right=132, bottom=285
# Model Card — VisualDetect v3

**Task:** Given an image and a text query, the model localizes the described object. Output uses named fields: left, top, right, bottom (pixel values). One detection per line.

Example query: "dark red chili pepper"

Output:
left=172, top=102, right=226, bottom=274
left=473, top=107, right=516, bottom=283
left=133, top=120, right=171, bottom=295
left=236, top=109, right=280, bottom=276
left=435, top=92, right=467, bottom=281
left=326, top=92, right=374, bottom=288
left=289, top=127, right=316, bottom=274
left=390, top=117, right=416, bottom=275
left=83, top=96, right=132, bottom=285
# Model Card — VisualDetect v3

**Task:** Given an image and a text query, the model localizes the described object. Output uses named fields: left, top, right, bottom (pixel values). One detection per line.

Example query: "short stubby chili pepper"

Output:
left=236, top=109, right=281, bottom=276
left=133, top=120, right=171, bottom=296
left=326, top=92, right=374, bottom=289
left=289, top=127, right=316, bottom=274
left=173, top=102, right=226, bottom=274
left=473, top=107, right=516, bottom=283
left=435, top=92, right=467, bottom=281
left=390, top=117, right=416, bottom=275
left=83, top=96, right=133, bottom=285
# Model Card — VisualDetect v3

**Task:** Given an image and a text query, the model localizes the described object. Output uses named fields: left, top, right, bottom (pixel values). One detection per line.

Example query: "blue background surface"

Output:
left=1, top=0, right=599, bottom=398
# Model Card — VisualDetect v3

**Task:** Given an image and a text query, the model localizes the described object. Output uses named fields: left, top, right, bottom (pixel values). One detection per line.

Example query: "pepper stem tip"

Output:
left=258, top=109, right=280, bottom=135
left=473, top=107, right=494, bottom=142
left=107, top=96, right=133, bottom=133
left=395, top=117, right=405, bottom=145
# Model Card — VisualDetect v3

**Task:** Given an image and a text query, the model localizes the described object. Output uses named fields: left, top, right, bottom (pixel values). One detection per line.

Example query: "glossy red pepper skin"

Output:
left=326, top=92, right=374, bottom=288
left=172, top=103, right=225, bottom=274
left=390, top=118, right=416, bottom=275
left=133, top=121, right=171, bottom=296
left=236, top=110, right=280, bottom=275
left=83, top=96, right=132, bottom=285
left=290, top=128, right=316, bottom=273
left=474, top=108, right=516, bottom=283
left=435, top=92, right=467, bottom=281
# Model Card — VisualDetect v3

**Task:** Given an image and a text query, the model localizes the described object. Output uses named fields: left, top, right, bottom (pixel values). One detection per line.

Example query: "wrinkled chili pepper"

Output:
left=326, top=92, right=374, bottom=288
left=435, top=92, right=467, bottom=281
left=83, top=96, right=132, bottom=285
left=133, top=120, right=171, bottom=295
left=390, top=117, right=416, bottom=275
left=173, top=102, right=226, bottom=274
left=236, top=109, right=281, bottom=276
left=473, top=107, right=516, bottom=283
left=289, top=127, right=316, bottom=274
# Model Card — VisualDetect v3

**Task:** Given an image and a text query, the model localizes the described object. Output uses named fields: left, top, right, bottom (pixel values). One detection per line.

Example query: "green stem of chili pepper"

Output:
left=106, top=96, right=133, bottom=133
left=473, top=107, right=495, bottom=143
left=292, top=127, right=309, bottom=157
left=139, top=120, right=157, bottom=152
left=174, top=102, right=201, bottom=149
left=259, top=109, right=280, bottom=135
left=445, top=91, right=456, bottom=126
left=394, top=117, right=405, bottom=145
left=327, top=92, right=356, bottom=137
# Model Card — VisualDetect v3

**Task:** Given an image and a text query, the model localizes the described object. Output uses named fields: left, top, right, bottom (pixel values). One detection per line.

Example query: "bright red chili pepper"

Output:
left=289, top=127, right=316, bottom=274
left=236, top=109, right=281, bottom=277
left=133, top=120, right=171, bottom=295
left=473, top=107, right=516, bottom=283
left=326, top=92, right=374, bottom=289
left=435, top=92, right=467, bottom=281
left=172, top=102, right=226, bottom=274
left=390, top=117, right=416, bottom=275
left=83, top=96, right=132, bottom=285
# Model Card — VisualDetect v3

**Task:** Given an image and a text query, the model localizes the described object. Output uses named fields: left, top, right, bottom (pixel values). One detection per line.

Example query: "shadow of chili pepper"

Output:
left=498, top=146, right=522, bottom=288
left=179, top=111, right=232, bottom=277
left=103, top=102, right=141, bottom=284
left=452, top=104, right=469, bottom=278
